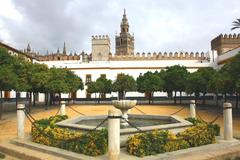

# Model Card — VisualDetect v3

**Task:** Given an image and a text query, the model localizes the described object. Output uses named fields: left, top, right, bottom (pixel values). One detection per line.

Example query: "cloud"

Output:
left=0, top=0, right=239, bottom=54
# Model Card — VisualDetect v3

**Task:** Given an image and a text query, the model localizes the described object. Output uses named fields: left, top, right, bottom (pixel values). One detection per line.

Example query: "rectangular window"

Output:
left=86, top=74, right=91, bottom=84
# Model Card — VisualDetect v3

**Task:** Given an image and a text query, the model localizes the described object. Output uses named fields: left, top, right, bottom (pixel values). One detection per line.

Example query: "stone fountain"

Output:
left=56, top=100, right=192, bottom=145
left=112, top=100, right=137, bottom=126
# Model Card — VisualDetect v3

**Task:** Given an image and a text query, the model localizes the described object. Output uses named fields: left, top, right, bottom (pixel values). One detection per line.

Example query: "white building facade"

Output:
left=1, top=10, right=240, bottom=101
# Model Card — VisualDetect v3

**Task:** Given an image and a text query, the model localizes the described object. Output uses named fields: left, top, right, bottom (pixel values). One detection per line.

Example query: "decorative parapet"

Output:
left=92, top=35, right=110, bottom=40
left=36, top=53, right=81, bottom=61
left=110, top=51, right=210, bottom=61
left=211, top=33, right=240, bottom=55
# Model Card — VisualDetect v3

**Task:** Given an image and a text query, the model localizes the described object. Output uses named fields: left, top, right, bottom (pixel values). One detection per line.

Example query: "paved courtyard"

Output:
left=0, top=104, right=239, bottom=142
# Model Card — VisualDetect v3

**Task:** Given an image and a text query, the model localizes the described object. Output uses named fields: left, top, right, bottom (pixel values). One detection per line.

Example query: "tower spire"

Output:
left=115, top=9, right=134, bottom=56
left=63, top=42, right=66, bottom=55
left=27, top=43, right=31, bottom=52
left=121, top=9, right=129, bottom=33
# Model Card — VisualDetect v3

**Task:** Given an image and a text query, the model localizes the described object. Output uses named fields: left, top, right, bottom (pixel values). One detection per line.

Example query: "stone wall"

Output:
left=92, top=35, right=110, bottom=61
left=36, top=53, right=80, bottom=61
left=211, top=34, right=240, bottom=55
left=110, top=51, right=210, bottom=61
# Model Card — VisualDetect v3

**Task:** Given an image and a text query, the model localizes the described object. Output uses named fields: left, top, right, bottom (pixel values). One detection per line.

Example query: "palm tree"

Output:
left=231, top=18, right=240, bottom=31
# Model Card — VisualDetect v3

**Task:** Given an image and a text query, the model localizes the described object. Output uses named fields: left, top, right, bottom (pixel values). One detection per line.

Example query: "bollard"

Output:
left=108, top=109, right=121, bottom=160
left=17, top=104, right=25, bottom=139
left=190, top=100, right=196, bottom=118
left=60, top=101, right=66, bottom=115
left=223, top=103, right=233, bottom=140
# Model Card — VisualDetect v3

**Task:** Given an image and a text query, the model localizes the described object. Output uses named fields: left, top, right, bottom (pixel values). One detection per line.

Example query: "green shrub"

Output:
left=207, top=123, right=220, bottom=136
left=185, top=117, right=202, bottom=125
left=35, top=115, right=68, bottom=128
left=163, top=138, right=189, bottom=152
left=31, top=115, right=108, bottom=156
left=126, top=130, right=190, bottom=157
left=126, top=124, right=216, bottom=157
left=185, top=117, right=220, bottom=136
left=177, top=124, right=216, bottom=147
left=0, top=152, right=5, bottom=159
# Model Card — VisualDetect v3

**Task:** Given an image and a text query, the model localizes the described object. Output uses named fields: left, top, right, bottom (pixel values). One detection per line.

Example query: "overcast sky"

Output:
left=0, top=0, right=239, bottom=55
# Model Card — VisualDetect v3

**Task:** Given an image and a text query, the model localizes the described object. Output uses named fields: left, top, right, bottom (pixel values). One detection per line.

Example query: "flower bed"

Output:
left=185, top=117, right=220, bottom=136
left=31, top=115, right=108, bottom=156
left=126, top=123, right=217, bottom=157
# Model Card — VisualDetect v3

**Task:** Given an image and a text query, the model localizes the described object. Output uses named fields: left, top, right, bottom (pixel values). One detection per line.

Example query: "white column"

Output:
left=223, top=103, right=233, bottom=140
left=60, top=101, right=66, bottom=116
left=108, top=109, right=121, bottom=160
left=190, top=100, right=196, bottom=118
left=17, top=104, right=25, bottom=139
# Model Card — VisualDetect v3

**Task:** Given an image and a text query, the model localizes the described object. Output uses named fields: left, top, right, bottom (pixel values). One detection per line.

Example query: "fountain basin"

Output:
left=112, top=100, right=137, bottom=110
left=56, top=114, right=192, bottom=135
left=112, top=100, right=137, bottom=126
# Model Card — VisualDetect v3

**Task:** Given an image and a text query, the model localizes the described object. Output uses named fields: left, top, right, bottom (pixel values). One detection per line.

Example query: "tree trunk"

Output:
left=98, top=93, right=100, bottom=104
left=224, top=93, right=227, bottom=102
left=45, top=92, right=49, bottom=110
left=0, top=91, right=3, bottom=119
left=15, top=92, right=18, bottom=109
left=195, top=93, right=197, bottom=105
left=33, top=92, right=36, bottom=106
left=59, top=92, right=61, bottom=105
left=236, top=93, right=239, bottom=109
left=95, top=93, right=97, bottom=104
left=216, top=93, right=219, bottom=107
left=174, top=91, right=177, bottom=104
left=68, top=93, right=70, bottom=105
left=152, top=92, right=154, bottom=104
left=28, top=92, right=32, bottom=112
left=202, top=92, right=206, bottom=105
left=180, top=91, right=182, bottom=104
left=45, top=92, right=47, bottom=105
left=148, top=92, right=151, bottom=104
left=49, top=93, right=52, bottom=105
left=119, top=92, right=124, bottom=100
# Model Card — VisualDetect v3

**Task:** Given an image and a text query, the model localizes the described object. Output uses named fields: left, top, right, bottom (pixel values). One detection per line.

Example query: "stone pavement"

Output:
left=0, top=137, right=240, bottom=160
left=0, top=104, right=239, bottom=142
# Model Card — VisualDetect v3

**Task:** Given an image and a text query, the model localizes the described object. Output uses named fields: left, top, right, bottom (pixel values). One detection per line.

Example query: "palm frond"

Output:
left=231, top=26, right=240, bottom=31
left=231, top=18, right=240, bottom=31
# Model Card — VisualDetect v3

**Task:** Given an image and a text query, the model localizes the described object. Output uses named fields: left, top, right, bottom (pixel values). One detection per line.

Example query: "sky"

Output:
left=0, top=0, right=239, bottom=55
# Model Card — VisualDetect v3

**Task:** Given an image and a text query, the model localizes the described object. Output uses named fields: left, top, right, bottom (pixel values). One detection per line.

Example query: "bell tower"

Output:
left=115, top=9, right=134, bottom=56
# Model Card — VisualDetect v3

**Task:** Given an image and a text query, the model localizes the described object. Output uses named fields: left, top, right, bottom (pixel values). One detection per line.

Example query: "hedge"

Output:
left=126, top=124, right=216, bottom=157
left=185, top=117, right=220, bottom=136
left=31, top=115, right=108, bottom=156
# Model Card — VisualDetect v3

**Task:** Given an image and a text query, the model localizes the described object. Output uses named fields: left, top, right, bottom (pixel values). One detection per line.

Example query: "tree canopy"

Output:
left=162, top=65, right=189, bottom=104
left=137, top=71, right=164, bottom=104
left=112, top=73, right=136, bottom=100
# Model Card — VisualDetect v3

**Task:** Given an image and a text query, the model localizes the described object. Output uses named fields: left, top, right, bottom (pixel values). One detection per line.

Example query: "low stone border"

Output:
left=9, top=137, right=240, bottom=160
left=56, top=114, right=192, bottom=135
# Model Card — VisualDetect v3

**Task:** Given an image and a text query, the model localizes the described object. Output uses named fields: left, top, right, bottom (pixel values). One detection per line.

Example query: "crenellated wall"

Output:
left=36, top=53, right=80, bottom=61
left=109, top=51, right=209, bottom=61
left=211, top=33, right=240, bottom=55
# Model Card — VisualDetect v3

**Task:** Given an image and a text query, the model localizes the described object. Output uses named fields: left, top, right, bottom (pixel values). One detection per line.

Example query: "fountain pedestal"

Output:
left=112, top=100, right=137, bottom=126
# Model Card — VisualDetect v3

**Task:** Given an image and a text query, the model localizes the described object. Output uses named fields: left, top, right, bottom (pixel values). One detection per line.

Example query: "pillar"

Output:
left=108, top=109, right=121, bottom=160
left=60, top=101, right=66, bottom=115
left=190, top=100, right=196, bottom=118
left=17, top=104, right=25, bottom=139
left=223, top=103, right=233, bottom=140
